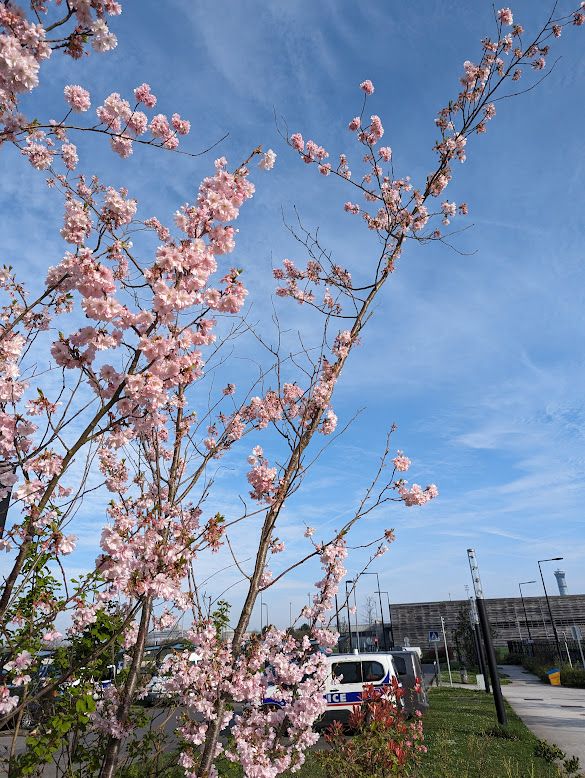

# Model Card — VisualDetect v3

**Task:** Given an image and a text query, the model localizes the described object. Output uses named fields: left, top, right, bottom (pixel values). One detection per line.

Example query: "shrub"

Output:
left=534, top=739, right=566, bottom=763
left=317, top=681, right=426, bottom=777
left=560, top=667, right=585, bottom=688
left=563, top=755, right=581, bottom=775
left=520, top=657, right=549, bottom=681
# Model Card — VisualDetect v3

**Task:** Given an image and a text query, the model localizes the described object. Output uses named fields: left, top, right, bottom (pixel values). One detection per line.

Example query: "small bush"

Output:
left=563, top=755, right=581, bottom=775
left=560, top=667, right=585, bottom=688
left=317, top=682, right=426, bottom=777
left=520, top=657, right=550, bottom=682
left=519, top=657, right=585, bottom=688
left=534, top=739, right=566, bottom=763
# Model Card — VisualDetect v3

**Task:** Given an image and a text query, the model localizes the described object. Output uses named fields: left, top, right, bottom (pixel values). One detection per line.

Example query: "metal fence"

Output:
left=507, top=638, right=585, bottom=666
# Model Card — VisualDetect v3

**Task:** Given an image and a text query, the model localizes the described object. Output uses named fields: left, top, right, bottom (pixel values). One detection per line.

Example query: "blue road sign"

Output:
left=428, top=630, right=440, bottom=643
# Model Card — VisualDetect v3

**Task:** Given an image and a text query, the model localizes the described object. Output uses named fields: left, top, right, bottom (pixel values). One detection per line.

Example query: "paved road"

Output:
left=501, top=664, right=585, bottom=764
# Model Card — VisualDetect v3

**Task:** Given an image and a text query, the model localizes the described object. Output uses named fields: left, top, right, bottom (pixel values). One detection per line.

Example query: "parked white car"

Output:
left=143, top=651, right=200, bottom=706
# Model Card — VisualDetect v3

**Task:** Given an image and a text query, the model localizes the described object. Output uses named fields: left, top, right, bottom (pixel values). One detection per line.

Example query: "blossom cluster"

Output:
left=0, top=2, right=121, bottom=154
left=285, top=7, right=584, bottom=261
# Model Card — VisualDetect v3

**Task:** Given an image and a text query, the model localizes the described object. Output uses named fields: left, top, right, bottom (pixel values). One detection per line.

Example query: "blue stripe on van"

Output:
left=263, top=675, right=394, bottom=709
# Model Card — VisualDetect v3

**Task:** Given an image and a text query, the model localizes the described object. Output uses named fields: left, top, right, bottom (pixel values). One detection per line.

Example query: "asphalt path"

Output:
left=501, top=664, right=585, bottom=765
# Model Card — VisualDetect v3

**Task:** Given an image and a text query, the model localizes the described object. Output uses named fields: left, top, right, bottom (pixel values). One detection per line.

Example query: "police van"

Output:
left=263, top=651, right=400, bottom=728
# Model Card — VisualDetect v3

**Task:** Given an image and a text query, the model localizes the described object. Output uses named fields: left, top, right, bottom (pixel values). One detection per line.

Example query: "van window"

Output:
left=331, top=661, right=362, bottom=684
left=393, top=656, right=408, bottom=675
left=361, top=660, right=385, bottom=682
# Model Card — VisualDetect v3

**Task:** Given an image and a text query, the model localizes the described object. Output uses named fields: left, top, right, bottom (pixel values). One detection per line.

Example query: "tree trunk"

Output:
left=99, top=596, right=152, bottom=778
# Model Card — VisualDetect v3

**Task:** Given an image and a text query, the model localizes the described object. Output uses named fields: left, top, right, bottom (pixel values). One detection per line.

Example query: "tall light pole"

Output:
left=334, top=594, right=342, bottom=635
left=262, top=602, right=268, bottom=631
left=363, top=572, right=388, bottom=651
left=538, top=557, right=563, bottom=660
left=467, top=592, right=489, bottom=693
left=518, top=581, right=537, bottom=643
left=346, top=578, right=361, bottom=651
left=378, top=590, right=395, bottom=647
left=345, top=580, right=354, bottom=651
left=467, top=548, right=507, bottom=726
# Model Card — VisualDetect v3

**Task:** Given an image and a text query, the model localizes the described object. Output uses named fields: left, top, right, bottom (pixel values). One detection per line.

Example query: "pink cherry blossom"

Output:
left=42, top=629, right=62, bottom=642
left=259, top=148, right=277, bottom=170
left=64, top=84, right=91, bottom=112
left=497, top=7, right=514, bottom=26
left=393, top=451, right=411, bottom=472
left=290, top=132, right=304, bottom=151
left=0, top=687, right=18, bottom=716
left=360, top=79, right=375, bottom=94
left=22, top=141, right=52, bottom=169
left=91, top=19, right=118, bottom=52
left=171, top=112, right=190, bottom=135
left=134, top=82, right=157, bottom=107
left=398, top=482, right=439, bottom=507
left=56, top=534, right=77, bottom=555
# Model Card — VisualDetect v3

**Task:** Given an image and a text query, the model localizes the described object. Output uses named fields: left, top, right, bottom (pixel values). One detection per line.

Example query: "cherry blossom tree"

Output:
left=0, top=2, right=583, bottom=777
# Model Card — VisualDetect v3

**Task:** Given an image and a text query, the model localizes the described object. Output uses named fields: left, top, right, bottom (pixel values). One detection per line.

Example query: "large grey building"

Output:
left=338, top=593, right=585, bottom=651
left=389, top=593, right=585, bottom=649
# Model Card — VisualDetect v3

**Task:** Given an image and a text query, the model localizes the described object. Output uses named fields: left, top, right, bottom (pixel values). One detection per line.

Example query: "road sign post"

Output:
left=433, top=643, right=441, bottom=687
left=441, top=616, right=453, bottom=687
left=429, top=630, right=441, bottom=686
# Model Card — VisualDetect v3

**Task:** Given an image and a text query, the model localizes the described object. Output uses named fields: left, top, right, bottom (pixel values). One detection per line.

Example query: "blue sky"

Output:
left=3, top=0, right=585, bottom=630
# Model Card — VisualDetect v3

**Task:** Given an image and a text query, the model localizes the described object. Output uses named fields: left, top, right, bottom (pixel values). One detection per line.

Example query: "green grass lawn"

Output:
left=436, top=669, right=510, bottom=686
left=414, top=687, right=563, bottom=777
left=285, top=688, right=566, bottom=778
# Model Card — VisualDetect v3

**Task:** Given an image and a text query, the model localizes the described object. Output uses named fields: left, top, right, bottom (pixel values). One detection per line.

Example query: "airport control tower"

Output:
left=554, top=569, right=568, bottom=596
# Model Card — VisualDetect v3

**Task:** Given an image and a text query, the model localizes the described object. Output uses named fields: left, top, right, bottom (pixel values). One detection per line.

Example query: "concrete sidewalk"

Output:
left=501, top=664, right=585, bottom=764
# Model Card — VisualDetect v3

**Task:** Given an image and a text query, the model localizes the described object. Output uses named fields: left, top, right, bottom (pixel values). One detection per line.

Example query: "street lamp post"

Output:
left=538, top=558, right=563, bottom=660
left=345, top=580, right=354, bottom=652
left=363, top=572, right=388, bottom=651
left=334, top=594, right=342, bottom=634
left=345, top=578, right=361, bottom=651
left=518, top=581, right=537, bottom=643
left=262, top=602, right=268, bottom=630
left=467, top=548, right=507, bottom=726
left=377, top=591, right=395, bottom=647
left=468, top=594, right=490, bottom=693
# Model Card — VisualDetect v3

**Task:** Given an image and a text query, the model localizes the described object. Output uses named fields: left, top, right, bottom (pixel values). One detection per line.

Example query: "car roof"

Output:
left=330, top=653, right=394, bottom=660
